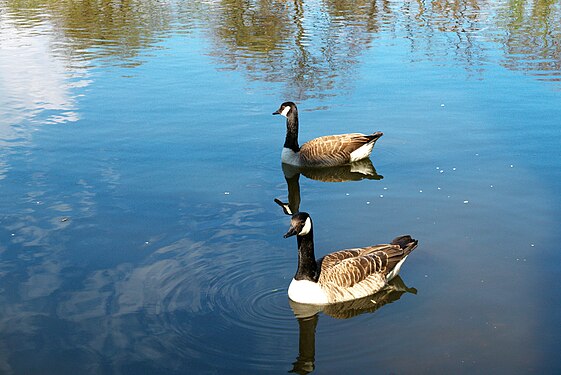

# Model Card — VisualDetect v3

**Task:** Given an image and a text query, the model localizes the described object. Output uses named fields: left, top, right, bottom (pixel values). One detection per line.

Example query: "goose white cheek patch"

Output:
left=299, top=217, right=312, bottom=235
left=280, top=106, right=291, bottom=117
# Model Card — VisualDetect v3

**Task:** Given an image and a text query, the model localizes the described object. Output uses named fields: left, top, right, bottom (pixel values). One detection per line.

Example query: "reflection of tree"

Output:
left=4, top=0, right=175, bottom=66
left=399, top=0, right=560, bottom=82
left=396, top=0, right=490, bottom=79
left=5, top=0, right=560, bottom=94
left=205, top=0, right=560, bottom=94
left=205, top=0, right=388, bottom=100
left=496, top=0, right=561, bottom=81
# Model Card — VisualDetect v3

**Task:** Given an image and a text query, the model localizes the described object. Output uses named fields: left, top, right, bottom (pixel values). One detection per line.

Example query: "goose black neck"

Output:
left=284, top=111, right=300, bottom=153
left=295, top=231, right=319, bottom=282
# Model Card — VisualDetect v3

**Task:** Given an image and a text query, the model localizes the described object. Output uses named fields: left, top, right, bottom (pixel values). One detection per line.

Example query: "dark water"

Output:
left=1, top=0, right=561, bottom=373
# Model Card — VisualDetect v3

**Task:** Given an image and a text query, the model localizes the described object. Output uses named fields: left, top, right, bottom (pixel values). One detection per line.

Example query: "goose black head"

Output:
left=284, top=212, right=312, bottom=238
left=273, top=101, right=297, bottom=118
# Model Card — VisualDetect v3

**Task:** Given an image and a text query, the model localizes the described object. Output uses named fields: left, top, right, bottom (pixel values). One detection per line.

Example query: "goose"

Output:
left=283, top=212, right=418, bottom=304
left=272, top=102, right=383, bottom=167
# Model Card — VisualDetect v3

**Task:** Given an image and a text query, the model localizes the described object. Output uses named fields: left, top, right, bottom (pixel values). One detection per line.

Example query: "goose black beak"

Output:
left=272, top=110, right=280, bottom=115
left=284, top=226, right=298, bottom=238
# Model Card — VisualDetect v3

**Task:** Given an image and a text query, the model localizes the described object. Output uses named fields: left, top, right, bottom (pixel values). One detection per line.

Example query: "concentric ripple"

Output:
left=137, top=235, right=299, bottom=371
left=206, top=253, right=295, bottom=332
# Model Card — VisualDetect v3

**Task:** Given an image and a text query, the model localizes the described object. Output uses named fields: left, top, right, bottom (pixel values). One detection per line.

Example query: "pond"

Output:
left=1, top=0, right=560, bottom=374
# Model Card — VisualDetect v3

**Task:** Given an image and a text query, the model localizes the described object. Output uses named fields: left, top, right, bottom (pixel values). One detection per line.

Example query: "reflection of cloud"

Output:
left=0, top=14, right=90, bottom=182
left=0, top=16, right=88, bottom=130
left=57, top=238, right=208, bottom=320
left=0, top=199, right=277, bottom=373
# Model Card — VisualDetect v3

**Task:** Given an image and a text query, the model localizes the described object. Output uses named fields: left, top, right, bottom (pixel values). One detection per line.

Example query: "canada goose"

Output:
left=283, top=212, right=418, bottom=304
left=272, top=102, right=383, bottom=167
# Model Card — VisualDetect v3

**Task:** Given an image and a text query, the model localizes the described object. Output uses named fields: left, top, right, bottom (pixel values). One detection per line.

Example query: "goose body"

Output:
left=273, top=102, right=383, bottom=167
left=283, top=212, right=418, bottom=305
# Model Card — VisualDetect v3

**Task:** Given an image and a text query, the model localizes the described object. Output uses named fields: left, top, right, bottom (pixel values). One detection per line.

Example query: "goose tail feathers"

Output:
left=367, top=131, right=384, bottom=143
left=391, top=235, right=418, bottom=255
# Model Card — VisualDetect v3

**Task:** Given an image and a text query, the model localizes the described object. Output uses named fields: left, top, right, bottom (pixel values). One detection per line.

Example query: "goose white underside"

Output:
left=288, top=279, right=329, bottom=305
left=386, top=255, right=408, bottom=281
left=281, top=147, right=301, bottom=166
left=349, top=142, right=375, bottom=162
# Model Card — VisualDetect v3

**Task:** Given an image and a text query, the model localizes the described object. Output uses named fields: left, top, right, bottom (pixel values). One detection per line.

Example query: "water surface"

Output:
left=1, top=0, right=561, bottom=374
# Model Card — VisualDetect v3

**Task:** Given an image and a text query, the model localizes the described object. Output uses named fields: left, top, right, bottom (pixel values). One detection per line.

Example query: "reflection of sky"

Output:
left=0, top=16, right=87, bottom=134
left=0, top=14, right=89, bottom=183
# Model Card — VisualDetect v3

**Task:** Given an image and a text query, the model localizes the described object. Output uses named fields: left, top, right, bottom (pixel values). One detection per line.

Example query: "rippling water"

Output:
left=1, top=0, right=561, bottom=374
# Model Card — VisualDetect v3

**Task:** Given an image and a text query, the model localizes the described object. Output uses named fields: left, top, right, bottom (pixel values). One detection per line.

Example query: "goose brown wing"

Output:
left=299, top=134, right=373, bottom=166
left=319, top=244, right=407, bottom=288
left=319, top=245, right=389, bottom=271
left=319, top=248, right=364, bottom=271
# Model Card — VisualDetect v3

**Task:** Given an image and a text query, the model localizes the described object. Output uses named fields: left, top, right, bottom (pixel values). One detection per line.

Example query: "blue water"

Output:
left=1, top=1, right=561, bottom=374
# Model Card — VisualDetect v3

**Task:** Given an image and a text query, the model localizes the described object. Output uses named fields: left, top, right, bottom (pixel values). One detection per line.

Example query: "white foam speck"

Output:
left=463, top=200, right=469, bottom=204
left=224, top=192, right=230, bottom=195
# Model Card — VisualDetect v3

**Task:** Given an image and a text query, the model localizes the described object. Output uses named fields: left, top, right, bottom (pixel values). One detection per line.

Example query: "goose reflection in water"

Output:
left=280, top=159, right=383, bottom=215
left=283, top=159, right=383, bottom=183
left=288, top=276, right=417, bottom=375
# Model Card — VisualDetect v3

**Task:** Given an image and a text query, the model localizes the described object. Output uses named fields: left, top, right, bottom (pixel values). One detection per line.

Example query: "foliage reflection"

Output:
left=4, top=0, right=560, bottom=96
